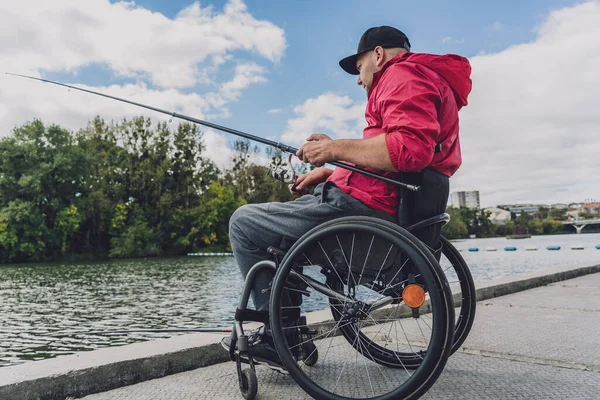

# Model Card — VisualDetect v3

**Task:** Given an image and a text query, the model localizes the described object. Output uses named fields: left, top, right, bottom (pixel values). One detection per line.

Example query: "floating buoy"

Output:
left=525, top=246, right=538, bottom=251
left=468, top=247, right=479, bottom=252
left=571, top=245, right=584, bottom=250
left=547, top=245, right=561, bottom=251
left=504, top=246, right=517, bottom=251
left=486, top=247, right=497, bottom=251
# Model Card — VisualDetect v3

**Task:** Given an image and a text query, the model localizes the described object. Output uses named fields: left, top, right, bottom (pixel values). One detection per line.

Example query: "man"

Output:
left=222, top=25, right=472, bottom=370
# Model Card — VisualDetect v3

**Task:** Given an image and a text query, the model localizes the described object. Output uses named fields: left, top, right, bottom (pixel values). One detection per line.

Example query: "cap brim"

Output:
left=339, top=53, right=360, bottom=75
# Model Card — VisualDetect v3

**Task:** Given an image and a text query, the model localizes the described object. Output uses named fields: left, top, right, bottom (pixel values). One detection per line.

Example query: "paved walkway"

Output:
left=79, top=273, right=600, bottom=399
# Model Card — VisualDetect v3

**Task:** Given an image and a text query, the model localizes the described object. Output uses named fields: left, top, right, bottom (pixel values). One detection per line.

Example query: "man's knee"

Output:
left=229, top=204, right=252, bottom=240
left=229, top=203, right=268, bottom=246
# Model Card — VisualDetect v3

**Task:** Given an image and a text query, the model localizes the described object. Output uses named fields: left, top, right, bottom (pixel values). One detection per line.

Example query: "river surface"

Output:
left=1, top=233, right=598, bottom=368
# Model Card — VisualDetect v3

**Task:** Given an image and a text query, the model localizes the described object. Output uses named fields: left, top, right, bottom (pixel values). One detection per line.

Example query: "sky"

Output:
left=1, top=0, right=598, bottom=208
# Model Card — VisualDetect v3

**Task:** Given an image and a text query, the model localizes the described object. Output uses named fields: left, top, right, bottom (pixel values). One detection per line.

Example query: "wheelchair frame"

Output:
left=227, top=211, right=476, bottom=400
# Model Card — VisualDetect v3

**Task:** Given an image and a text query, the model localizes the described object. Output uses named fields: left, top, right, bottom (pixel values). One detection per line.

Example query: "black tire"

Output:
left=240, top=368, right=258, bottom=400
left=439, top=236, right=476, bottom=354
left=269, top=216, right=454, bottom=400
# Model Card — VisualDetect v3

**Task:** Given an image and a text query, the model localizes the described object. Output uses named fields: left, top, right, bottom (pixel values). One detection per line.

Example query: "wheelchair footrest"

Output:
left=235, top=308, right=270, bottom=324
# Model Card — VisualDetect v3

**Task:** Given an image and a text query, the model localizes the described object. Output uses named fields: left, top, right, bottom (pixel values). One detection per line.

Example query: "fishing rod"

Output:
left=40, top=328, right=233, bottom=344
left=5, top=72, right=420, bottom=191
left=52, top=328, right=234, bottom=337
left=84, top=328, right=233, bottom=335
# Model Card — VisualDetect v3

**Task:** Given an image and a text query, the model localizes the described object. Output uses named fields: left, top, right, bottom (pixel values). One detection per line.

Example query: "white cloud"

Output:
left=281, top=92, right=366, bottom=145
left=220, top=62, right=267, bottom=102
left=0, top=0, right=285, bottom=167
left=282, top=1, right=600, bottom=206
left=0, top=76, right=205, bottom=133
left=203, top=128, right=274, bottom=172
left=202, top=61, right=268, bottom=118
left=442, top=36, right=465, bottom=45
left=453, top=1, right=600, bottom=206
left=202, top=129, right=236, bottom=169
left=486, top=21, right=503, bottom=31
left=268, top=108, right=282, bottom=114
left=0, top=0, right=285, bottom=89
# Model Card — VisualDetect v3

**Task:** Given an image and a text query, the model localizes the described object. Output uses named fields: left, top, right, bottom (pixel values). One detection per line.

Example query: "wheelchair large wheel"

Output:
left=439, top=236, right=476, bottom=354
left=269, top=216, right=454, bottom=400
left=327, top=234, right=477, bottom=370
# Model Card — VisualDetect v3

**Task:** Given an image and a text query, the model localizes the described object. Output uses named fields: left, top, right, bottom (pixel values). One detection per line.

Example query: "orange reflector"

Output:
left=402, top=284, right=426, bottom=308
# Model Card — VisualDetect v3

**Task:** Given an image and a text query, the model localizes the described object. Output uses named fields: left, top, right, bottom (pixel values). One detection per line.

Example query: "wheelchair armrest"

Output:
left=406, top=213, right=451, bottom=233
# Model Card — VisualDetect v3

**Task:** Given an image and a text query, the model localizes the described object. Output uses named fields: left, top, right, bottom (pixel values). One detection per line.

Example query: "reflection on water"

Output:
left=0, top=257, right=245, bottom=367
left=1, top=233, right=598, bottom=367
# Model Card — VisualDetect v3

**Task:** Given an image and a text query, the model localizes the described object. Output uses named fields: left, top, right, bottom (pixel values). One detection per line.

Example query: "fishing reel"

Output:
left=268, top=153, right=297, bottom=185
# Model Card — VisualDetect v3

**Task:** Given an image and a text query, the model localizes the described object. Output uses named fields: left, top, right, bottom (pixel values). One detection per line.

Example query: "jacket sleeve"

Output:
left=379, top=65, right=441, bottom=172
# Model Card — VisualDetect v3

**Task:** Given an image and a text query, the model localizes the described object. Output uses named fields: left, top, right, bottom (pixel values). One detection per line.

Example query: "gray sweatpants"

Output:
left=228, top=181, right=376, bottom=312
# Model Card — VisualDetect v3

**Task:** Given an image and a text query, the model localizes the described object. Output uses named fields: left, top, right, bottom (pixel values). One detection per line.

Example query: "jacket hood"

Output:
left=402, top=53, right=472, bottom=108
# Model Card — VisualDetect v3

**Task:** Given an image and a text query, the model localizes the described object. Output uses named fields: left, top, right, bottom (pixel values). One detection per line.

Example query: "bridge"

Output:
left=562, top=218, right=600, bottom=233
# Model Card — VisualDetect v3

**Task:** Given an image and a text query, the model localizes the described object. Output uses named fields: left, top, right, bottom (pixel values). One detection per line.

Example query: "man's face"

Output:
left=356, top=51, right=378, bottom=94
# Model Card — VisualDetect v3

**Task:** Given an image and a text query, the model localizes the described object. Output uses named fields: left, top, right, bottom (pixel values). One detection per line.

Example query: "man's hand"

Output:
left=296, top=134, right=338, bottom=167
left=289, top=168, right=334, bottom=196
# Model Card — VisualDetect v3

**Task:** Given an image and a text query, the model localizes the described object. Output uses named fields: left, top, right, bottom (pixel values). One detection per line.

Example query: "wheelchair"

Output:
left=226, top=173, right=476, bottom=399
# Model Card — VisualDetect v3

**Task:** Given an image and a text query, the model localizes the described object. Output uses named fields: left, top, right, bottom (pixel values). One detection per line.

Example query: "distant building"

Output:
left=567, top=209, right=580, bottom=220
left=485, top=207, right=511, bottom=225
left=451, top=190, right=480, bottom=209
left=581, top=202, right=600, bottom=214
left=550, top=203, right=568, bottom=209
left=497, top=204, right=545, bottom=216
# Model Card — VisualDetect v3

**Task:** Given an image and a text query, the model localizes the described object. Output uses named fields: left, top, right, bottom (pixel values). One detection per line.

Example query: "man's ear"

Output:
left=374, top=46, right=385, bottom=67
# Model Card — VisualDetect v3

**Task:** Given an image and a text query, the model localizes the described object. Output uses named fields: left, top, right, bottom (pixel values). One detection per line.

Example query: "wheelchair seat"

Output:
left=335, top=168, right=450, bottom=230
left=273, top=168, right=449, bottom=264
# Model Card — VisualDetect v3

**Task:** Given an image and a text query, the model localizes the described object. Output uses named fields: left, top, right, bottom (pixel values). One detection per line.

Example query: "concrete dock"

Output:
left=1, top=264, right=599, bottom=400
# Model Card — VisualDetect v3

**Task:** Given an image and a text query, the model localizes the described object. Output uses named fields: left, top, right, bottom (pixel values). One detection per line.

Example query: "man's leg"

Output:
left=225, top=182, right=374, bottom=369
left=229, top=181, right=373, bottom=312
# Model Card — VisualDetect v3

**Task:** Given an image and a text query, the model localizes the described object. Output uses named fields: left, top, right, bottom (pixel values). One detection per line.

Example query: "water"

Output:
left=0, top=257, right=245, bottom=368
left=1, top=233, right=598, bottom=368
left=450, top=233, right=600, bottom=282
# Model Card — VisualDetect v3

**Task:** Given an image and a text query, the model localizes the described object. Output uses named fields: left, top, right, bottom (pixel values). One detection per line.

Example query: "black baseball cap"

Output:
left=339, top=26, right=411, bottom=75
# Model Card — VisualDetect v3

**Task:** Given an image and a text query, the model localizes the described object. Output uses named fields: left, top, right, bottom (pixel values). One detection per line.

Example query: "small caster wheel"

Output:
left=301, top=341, right=318, bottom=366
left=240, top=367, right=258, bottom=399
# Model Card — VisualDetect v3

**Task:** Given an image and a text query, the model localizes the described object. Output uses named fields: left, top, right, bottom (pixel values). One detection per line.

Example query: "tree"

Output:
left=536, top=207, right=549, bottom=219
left=541, top=219, right=563, bottom=234
left=441, top=206, right=468, bottom=239
left=493, top=221, right=515, bottom=237
left=0, top=120, right=87, bottom=261
left=457, top=207, right=495, bottom=238
left=109, top=203, right=160, bottom=258
left=221, top=140, right=295, bottom=205
left=0, top=117, right=319, bottom=263
left=549, top=208, right=567, bottom=221
left=0, top=200, right=48, bottom=262
left=527, top=219, right=543, bottom=235
left=180, top=181, right=246, bottom=251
